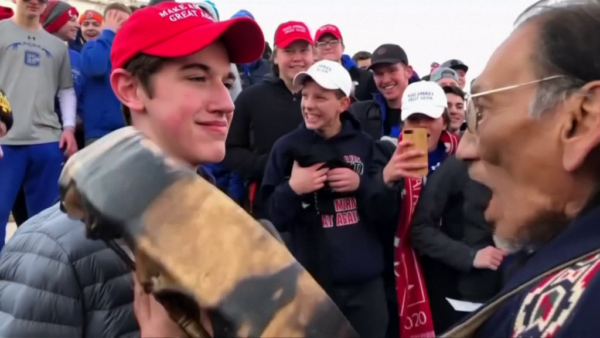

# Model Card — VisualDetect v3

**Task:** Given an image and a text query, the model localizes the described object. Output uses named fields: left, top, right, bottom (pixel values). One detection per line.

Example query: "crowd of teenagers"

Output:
left=2, top=0, right=600, bottom=337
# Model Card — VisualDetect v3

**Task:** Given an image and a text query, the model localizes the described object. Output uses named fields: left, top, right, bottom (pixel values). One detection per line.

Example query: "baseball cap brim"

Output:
left=293, top=72, right=345, bottom=93
left=143, top=16, right=264, bottom=65
left=401, top=106, right=445, bottom=121
left=368, top=58, right=405, bottom=70
left=276, top=36, right=313, bottom=49
left=450, top=64, right=469, bottom=72
left=315, top=31, right=342, bottom=41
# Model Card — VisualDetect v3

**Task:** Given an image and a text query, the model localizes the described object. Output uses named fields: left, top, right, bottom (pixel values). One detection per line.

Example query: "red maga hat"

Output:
left=111, top=2, right=265, bottom=71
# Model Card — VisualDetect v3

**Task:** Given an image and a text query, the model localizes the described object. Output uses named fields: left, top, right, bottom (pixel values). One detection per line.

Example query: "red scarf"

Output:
left=395, top=131, right=459, bottom=338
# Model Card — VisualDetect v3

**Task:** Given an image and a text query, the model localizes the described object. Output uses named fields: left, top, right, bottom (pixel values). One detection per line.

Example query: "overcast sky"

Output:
left=214, top=0, right=538, bottom=88
left=0, top=0, right=538, bottom=89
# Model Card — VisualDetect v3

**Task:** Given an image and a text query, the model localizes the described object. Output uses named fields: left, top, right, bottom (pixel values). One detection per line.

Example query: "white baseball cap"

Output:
left=401, top=81, right=448, bottom=121
left=293, top=60, right=353, bottom=97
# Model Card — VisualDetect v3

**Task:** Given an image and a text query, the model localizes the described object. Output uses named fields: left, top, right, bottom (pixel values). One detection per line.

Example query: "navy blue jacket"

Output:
left=456, top=198, right=600, bottom=337
left=238, top=59, right=270, bottom=90
left=262, top=113, right=383, bottom=285
left=203, top=163, right=244, bottom=203
left=81, top=29, right=125, bottom=140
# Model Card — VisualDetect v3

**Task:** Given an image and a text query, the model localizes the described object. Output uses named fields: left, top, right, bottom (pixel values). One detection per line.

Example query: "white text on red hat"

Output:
left=158, top=3, right=214, bottom=23
left=318, top=25, right=337, bottom=33
left=283, top=24, right=307, bottom=35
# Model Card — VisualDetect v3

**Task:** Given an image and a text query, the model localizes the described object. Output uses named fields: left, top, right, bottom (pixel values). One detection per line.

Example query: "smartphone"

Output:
left=402, top=128, right=429, bottom=177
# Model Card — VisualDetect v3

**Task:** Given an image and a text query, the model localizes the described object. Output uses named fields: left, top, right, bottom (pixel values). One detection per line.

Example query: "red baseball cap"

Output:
left=314, top=24, right=342, bottom=41
left=111, top=2, right=265, bottom=71
left=273, top=21, right=313, bottom=48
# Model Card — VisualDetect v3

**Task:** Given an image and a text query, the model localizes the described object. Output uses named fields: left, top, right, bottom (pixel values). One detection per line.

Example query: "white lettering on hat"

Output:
left=283, top=24, right=306, bottom=35
left=407, top=91, right=434, bottom=102
left=319, top=25, right=336, bottom=32
left=158, top=3, right=214, bottom=22
left=316, top=63, right=332, bottom=74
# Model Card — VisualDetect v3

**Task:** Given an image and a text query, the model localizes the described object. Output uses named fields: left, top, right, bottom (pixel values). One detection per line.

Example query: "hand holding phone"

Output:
left=382, top=128, right=429, bottom=185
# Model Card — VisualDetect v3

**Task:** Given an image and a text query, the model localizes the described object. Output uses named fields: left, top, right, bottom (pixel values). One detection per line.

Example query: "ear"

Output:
left=110, top=69, right=144, bottom=115
left=405, top=64, right=414, bottom=79
left=340, top=96, right=351, bottom=111
left=562, top=81, right=600, bottom=172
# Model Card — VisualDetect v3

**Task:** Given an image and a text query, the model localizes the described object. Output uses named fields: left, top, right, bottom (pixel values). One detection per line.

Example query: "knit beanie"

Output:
left=0, top=6, right=13, bottom=21
left=40, top=1, right=78, bottom=34
left=78, top=9, right=103, bottom=25
left=231, top=9, right=254, bottom=20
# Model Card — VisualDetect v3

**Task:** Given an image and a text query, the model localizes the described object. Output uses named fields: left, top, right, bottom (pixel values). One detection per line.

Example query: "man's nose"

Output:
left=457, top=130, right=479, bottom=161
left=209, top=85, right=235, bottom=114
left=379, top=73, right=392, bottom=84
left=291, top=51, right=304, bottom=61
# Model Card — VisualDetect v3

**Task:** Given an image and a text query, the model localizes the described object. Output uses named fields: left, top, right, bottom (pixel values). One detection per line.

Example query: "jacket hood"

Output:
left=231, top=9, right=254, bottom=19
left=240, top=58, right=268, bottom=72
left=409, top=70, right=421, bottom=83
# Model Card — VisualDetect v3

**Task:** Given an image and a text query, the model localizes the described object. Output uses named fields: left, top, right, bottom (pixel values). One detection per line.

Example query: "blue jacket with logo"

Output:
left=81, top=29, right=125, bottom=140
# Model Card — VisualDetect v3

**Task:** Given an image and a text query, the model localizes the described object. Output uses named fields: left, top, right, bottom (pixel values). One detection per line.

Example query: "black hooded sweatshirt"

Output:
left=261, top=113, right=383, bottom=288
left=222, top=75, right=304, bottom=218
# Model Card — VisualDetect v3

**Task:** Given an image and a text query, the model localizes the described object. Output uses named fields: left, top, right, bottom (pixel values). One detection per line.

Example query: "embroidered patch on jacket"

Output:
left=512, top=253, right=600, bottom=338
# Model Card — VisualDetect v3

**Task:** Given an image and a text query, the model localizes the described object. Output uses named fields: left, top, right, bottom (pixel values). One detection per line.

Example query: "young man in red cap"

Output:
left=223, top=20, right=313, bottom=220
left=313, top=24, right=377, bottom=101
left=0, top=2, right=265, bottom=337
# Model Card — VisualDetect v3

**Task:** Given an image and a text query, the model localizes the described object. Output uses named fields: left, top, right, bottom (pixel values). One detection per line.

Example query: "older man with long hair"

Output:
left=447, top=1, right=600, bottom=337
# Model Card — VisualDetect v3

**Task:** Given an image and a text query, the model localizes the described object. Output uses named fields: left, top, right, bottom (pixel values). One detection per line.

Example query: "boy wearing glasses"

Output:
left=0, top=0, right=77, bottom=251
left=313, top=24, right=377, bottom=101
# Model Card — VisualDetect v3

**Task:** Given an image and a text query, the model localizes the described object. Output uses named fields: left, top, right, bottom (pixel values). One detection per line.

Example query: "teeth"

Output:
left=306, top=114, right=320, bottom=122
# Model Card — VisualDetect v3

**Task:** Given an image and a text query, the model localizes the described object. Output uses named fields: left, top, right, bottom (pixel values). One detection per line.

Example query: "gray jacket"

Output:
left=0, top=204, right=139, bottom=337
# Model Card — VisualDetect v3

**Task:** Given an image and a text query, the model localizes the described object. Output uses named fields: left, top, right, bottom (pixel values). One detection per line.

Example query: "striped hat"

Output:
left=40, top=1, right=79, bottom=34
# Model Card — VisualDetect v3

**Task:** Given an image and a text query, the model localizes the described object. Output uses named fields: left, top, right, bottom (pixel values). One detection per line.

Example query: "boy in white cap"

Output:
left=262, top=59, right=388, bottom=338
left=369, top=80, right=461, bottom=338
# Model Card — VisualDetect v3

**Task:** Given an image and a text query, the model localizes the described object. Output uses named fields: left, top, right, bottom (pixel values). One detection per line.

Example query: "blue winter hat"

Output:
left=231, top=9, right=254, bottom=20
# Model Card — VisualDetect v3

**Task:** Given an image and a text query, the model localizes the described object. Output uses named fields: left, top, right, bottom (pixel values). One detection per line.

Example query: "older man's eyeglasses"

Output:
left=466, top=75, right=565, bottom=133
